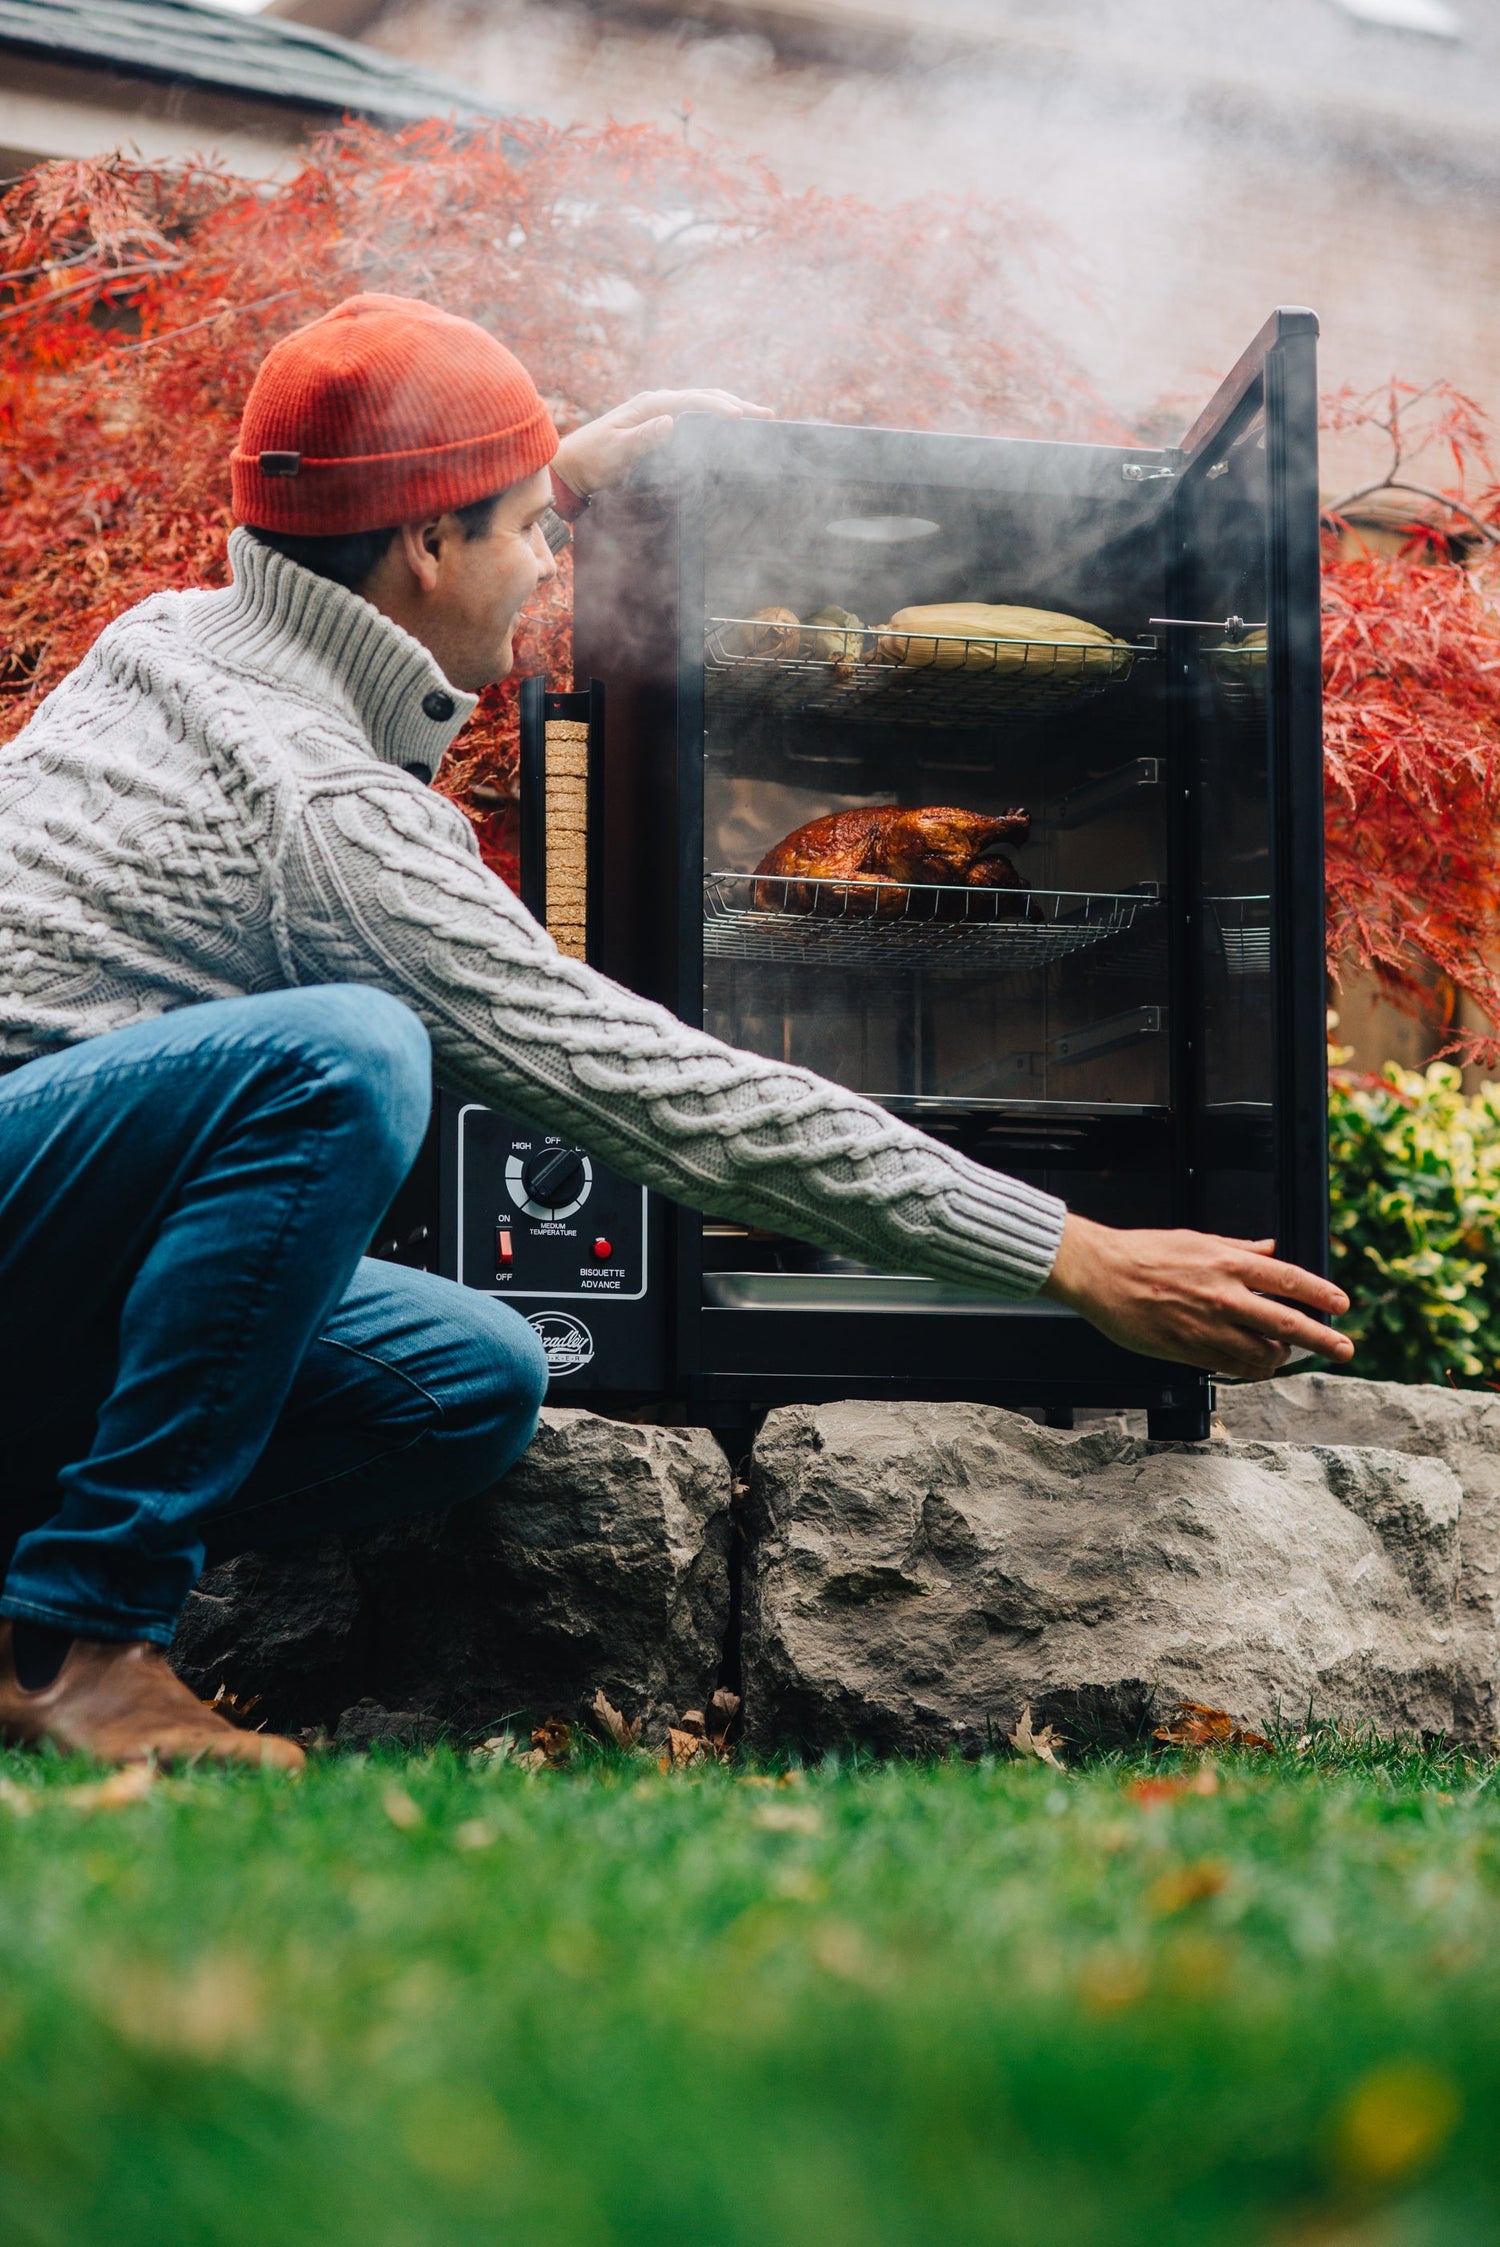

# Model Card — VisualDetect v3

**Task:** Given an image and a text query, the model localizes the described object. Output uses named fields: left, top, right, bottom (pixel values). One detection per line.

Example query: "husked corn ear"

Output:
left=878, top=603, right=1124, bottom=675
left=799, top=606, right=869, bottom=662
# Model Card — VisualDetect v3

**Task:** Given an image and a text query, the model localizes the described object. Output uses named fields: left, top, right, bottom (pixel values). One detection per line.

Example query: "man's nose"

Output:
left=531, top=525, right=559, bottom=584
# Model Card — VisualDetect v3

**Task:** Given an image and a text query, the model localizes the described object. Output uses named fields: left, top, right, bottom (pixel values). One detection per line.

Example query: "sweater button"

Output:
left=422, top=689, right=455, bottom=722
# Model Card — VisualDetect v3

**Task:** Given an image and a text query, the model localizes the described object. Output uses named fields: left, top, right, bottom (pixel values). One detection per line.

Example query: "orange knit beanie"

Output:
left=231, top=293, right=559, bottom=535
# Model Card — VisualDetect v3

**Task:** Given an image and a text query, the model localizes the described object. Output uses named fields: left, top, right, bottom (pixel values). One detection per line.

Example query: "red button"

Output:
left=592, top=1237, right=613, bottom=1260
left=496, top=1228, right=513, bottom=1267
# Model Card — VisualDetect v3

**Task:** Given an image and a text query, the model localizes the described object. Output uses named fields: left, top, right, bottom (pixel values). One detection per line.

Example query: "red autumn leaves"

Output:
left=3, top=129, right=1499, bottom=1037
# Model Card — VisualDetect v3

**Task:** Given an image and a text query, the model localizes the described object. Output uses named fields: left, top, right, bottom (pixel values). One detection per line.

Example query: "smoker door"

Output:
left=1173, top=309, right=1327, bottom=1274
left=664, top=412, right=1213, bottom=1428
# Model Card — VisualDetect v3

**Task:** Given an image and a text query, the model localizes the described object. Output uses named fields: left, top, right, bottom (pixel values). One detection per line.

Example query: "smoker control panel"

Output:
left=456, top=1106, right=646, bottom=1300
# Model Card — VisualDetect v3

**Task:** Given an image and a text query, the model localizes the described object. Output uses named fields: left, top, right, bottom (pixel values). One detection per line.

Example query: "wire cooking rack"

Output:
left=704, top=873, right=1157, bottom=977
left=704, top=619, right=1148, bottom=727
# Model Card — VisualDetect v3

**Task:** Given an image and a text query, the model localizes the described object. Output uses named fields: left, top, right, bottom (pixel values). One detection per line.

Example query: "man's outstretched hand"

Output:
left=552, top=389, right=773, bottom=500
left=1040, top=1214, right=1353, bottom=1380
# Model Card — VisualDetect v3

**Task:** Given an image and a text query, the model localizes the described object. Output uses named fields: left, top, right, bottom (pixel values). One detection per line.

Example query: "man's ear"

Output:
left=397, top=517, right=445, bottom=594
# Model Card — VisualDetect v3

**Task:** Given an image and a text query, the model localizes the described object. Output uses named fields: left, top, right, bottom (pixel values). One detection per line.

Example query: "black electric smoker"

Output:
left=417, top=309, right=1326, bottom=1442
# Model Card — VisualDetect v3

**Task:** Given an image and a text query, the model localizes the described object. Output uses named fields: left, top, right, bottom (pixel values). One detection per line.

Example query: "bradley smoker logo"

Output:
left=527, top=1311, right=595, bottom=1378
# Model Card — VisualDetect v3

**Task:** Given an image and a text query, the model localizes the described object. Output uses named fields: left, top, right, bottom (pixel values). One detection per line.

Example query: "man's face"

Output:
left=365, top=468, right=558, bottom=694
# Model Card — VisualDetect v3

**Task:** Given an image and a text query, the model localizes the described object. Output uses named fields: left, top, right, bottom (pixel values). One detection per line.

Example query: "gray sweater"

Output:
left=0, top=531, right=1066, bottom=1296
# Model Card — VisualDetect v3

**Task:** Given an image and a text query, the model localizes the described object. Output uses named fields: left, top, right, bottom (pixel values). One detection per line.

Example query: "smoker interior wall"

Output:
left=694, top=434, right=1179, bottom=1213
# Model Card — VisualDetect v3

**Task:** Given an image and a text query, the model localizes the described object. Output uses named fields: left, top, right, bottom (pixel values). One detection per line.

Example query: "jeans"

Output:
left=0, top=988, right=549, bottom=1646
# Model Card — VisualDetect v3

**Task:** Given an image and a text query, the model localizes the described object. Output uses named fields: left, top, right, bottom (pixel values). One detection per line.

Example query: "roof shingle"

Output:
left=0, top=0, right=503, bottom=124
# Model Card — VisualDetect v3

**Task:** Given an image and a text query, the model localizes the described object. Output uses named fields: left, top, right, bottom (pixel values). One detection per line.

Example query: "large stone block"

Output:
left=1218, top=1373, right=1500, bottom=1732
left=742, top=1399, right=1482, bottom=1754
left=171, top=1408, right=733, bottom=1738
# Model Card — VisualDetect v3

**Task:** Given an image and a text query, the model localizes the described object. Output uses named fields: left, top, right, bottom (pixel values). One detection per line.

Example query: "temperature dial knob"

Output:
left=505, top=1143, right=593, bottom=1221
left=521, top=1145, right=586, bottom=1211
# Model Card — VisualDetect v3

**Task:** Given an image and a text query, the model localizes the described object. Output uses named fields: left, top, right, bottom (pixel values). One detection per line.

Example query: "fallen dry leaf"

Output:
left=106, top=1950, right=264, bottom=2058
left=678, top=1709, right=707, bottom=1738
left=706, top=1687, right=742, bottom=1757
left=203, top=1682, right=262, bottom=1727
left=65, top=1767, right=155, bottom=1812
left=810, top=1920, right=879, bottom=1985
left=452, top=1818, right=497, bottom=1852
left=516, top=1748, right=551, bottom=1774
left=1127, top=1768, right=1219, bottom=1808
left=472, top=1732, right=518, bottom=1764
left=1077, top=1950, right=1150, bottom=2013
left=382, top=1786, right=423, bottom=1832
left=1008, top=1703, right=1067, bottom=1769
left=588, top=1690, right=641, bottom=1753
left=1152, top=1700, right=1271, bottom=1754
left=530, top=1717, right=573, bottom=1768
left=1332, top=2061, right=1461, bottom=2187
left=753, top=1801, right=824, bottom=1836
left=666, top=1726, right=707, bottom=1769
left=1147, top=1857, right=1231, bottom=1915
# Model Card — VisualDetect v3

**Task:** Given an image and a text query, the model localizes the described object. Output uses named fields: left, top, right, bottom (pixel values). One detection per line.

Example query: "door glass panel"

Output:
left=694, top=449, right=1177, bottom=1286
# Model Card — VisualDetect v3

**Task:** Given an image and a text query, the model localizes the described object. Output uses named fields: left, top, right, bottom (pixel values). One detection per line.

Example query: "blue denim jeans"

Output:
left=0, top=988, right=548, bottom=1646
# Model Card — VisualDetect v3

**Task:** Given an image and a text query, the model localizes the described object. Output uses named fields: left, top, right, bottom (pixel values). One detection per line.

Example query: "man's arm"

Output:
left=281, top=776, right=1349, bottom=1379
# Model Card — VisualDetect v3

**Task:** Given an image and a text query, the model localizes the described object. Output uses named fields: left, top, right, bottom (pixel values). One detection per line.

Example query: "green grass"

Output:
left=3, top=1734, right=1500, bottom=2247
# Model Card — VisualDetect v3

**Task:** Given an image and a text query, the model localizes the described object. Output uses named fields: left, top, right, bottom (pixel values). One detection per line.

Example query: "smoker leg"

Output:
left=1147, top=1400, right=1212, bottom=1444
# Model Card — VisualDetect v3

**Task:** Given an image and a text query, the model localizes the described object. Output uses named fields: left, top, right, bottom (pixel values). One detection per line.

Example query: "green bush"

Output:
left=1328, top=1056, right=1500, bottom=1385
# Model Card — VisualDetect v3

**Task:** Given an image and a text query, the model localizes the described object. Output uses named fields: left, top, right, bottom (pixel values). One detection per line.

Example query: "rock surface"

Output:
left=742, top=1399, right=1482, bottom=1754
left=171, top=1408, right=733, bottom=1739
left=1218, top=1372, right=1500, bottom=1736
left=171, top=1378, right=1500, bottom=1756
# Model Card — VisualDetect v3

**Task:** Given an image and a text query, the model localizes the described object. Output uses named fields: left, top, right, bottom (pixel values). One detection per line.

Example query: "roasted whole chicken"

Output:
left=754, top=804, right=1031, bottom=918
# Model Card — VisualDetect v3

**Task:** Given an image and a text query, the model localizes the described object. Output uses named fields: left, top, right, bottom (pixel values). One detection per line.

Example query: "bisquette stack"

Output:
left=544, top=717, right=589, bottom=961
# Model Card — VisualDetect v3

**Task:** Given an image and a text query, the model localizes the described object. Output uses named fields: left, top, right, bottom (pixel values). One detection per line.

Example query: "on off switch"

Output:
left=496, top=1228, right=513, bottom=1267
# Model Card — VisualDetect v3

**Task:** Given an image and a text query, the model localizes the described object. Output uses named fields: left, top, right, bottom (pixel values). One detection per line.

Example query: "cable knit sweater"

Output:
left=0, top=531, right=1066, bottom=1296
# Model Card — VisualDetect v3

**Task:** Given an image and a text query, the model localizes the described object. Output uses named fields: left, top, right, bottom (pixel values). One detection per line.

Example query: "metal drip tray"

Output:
left=704, top=619, right=1147, bottom=727
left=705, top=1272, right=1079, bottom=1313
left=705, top=873, right=1156, bottom=977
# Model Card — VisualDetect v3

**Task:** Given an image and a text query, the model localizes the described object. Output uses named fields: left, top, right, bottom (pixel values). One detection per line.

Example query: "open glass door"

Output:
left=1173, top=309, right=1327, bottom=1275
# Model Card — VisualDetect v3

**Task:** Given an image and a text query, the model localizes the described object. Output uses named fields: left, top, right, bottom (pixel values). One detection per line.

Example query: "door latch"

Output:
left=1147, top=616, right=1264, bottom=642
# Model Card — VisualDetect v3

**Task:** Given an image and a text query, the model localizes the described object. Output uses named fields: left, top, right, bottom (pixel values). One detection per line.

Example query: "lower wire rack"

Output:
left=704, top=873, right=1158, bottom=977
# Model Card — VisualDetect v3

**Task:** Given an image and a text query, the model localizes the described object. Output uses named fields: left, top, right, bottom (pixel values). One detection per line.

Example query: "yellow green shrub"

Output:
left=1328, top=1056, right=1500, bottom=1386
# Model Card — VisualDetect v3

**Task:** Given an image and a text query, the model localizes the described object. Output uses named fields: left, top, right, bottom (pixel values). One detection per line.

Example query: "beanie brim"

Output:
left=231, top=401, right=559, bottom=535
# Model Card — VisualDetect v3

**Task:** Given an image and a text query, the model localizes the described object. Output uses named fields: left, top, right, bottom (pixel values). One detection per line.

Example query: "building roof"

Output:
left=0, top=0, right=502, bottom=124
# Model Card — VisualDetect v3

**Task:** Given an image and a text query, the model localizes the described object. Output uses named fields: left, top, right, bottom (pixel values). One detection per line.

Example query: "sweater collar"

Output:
left=193, top=529, right=479, bottom=776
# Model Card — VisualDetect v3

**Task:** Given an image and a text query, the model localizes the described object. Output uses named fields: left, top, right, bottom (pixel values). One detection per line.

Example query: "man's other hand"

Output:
left=1040, top=1214, right=1353, bottom=1380
left=552, top=390, right=774, bottom=500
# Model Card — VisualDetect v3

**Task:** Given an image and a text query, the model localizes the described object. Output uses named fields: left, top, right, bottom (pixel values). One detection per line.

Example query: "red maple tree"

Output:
left=1320, top=383, right=1500, bottom=1059
left=0, top=120, right=1102, bottom=888
left=3, top=121, right=1499, bottom=1052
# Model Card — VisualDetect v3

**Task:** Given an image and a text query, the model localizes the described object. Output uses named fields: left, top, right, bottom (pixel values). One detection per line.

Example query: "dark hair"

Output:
left=244, top=488, right=506, bottom=594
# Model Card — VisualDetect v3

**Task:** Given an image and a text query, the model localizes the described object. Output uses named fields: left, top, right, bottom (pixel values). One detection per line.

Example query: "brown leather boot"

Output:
left=0, top=1622, right=304, bottom=1771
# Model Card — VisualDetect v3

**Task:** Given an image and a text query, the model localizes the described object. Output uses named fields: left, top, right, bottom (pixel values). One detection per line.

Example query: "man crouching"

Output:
left=0, top=295, right=1351, bottom=1768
